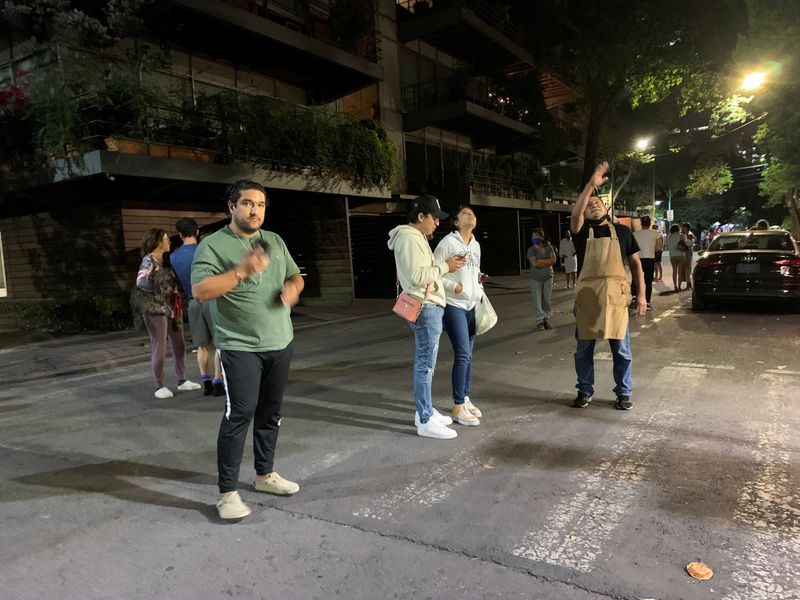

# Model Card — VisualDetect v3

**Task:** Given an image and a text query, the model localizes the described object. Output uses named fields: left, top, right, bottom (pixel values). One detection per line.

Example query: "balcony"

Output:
left=401, top=76, right=535, bottom=149
left=396, top=0, right=536, bottom=74
left=143, top=0, right=383, bottom=103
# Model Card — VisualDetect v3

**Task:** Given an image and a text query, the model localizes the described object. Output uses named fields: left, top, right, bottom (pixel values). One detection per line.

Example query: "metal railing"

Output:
left=223, top=0, right=380, bottom=62
left=401, top=75, right=529, bottom=123
left=396, top=0, right=533, bottom=55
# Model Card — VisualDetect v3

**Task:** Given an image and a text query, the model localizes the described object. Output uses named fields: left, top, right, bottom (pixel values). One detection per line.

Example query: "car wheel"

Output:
left=691, top=293, right=707, bottom=312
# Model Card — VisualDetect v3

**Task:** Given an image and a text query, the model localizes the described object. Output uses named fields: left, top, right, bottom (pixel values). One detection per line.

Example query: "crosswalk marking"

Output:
left=509, top=365, right=690, bottom=572
left=722, top=373, right=800, bottom=600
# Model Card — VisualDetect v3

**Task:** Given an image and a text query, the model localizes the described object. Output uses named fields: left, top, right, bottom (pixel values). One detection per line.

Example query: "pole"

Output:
left=651, top=161, right=656, bottom=222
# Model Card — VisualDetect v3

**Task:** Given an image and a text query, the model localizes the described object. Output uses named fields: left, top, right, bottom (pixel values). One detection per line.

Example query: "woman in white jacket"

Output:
left=387, top=195, right=465, bottom=440
left=434, top=206, right=483, bottom=426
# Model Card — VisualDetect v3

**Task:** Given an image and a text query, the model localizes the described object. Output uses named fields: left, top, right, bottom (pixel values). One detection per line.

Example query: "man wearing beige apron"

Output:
left=570, top=163, right=647, bottom=410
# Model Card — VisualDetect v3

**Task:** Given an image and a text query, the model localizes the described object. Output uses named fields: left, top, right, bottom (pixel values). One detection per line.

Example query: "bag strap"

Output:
left=396, top=275, right=430, bottom=300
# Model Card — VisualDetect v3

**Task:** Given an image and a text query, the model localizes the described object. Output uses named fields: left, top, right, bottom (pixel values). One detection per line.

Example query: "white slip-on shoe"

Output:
left=216, top=491, right=252, bottom=520
left=417, top=419, right=457, bottom=439
left=463, top=396, right=482, bottom=418
left=177, top=380, right=202, bottom=391
left=254, top=472, right=300, bottom=496
left=154, top=387, right=174, bottom=399
left=414, top=408, right=453, bottom=427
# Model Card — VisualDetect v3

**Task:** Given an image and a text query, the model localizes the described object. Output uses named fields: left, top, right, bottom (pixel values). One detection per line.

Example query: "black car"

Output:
left=691, top=230, right=800, bottom=311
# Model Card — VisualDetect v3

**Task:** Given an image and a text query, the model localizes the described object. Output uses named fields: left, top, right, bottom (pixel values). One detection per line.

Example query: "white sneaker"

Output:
left=177, top=380, right=202, bottom=391
left=154, top=387, right=174, bottom=399
left=414, top=408, right=453, bottom=427
left=216, top=491, right=252, bottom=520
left=463, top=396, right=482, bottom=418
left=417, top=419, right=457, bottom=439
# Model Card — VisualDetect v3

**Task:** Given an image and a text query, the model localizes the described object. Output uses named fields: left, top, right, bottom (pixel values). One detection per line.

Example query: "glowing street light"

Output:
left=635, top=137, right=651, bottom=152
left=742, top=71, right=766, bottom=91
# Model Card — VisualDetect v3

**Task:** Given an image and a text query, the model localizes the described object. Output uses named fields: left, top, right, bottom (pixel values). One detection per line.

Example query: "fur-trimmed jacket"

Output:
left=131, top=254, right=176, bottom=317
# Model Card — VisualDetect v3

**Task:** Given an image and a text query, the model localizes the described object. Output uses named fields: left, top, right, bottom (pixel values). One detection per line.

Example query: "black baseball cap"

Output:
left=410, top=194, right=448, bottom=220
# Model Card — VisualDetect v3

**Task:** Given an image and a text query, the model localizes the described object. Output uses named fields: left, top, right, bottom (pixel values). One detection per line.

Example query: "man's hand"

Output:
left=590, top=161, right=609, bottom=189
left=635, top=294, right=647, bottom=316
left=238, top=246, right=269, bottom=278
left=454, top=282, right=463, bottom=294
left=446, top=255, right=466, bottom=273
left=280, top=279, right=301, bottom=307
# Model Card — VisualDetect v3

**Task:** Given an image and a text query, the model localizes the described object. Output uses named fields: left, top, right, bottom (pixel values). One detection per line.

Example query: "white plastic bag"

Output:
left=475, top=294, right=497, bottom=335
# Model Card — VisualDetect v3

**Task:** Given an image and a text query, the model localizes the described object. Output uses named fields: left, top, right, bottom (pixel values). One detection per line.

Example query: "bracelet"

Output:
left=233, top=268, right=244, bottom=284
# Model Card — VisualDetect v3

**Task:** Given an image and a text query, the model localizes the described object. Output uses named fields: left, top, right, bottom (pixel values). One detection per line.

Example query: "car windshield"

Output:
left=709, top=233, right=793, bottom=251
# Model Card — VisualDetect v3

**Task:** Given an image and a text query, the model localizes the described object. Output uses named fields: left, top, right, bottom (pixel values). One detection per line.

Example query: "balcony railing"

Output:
left=221, top=0, right=380, bottom=62
left=396, top=0, right=533, bottom=57
left=401, top=75, right=532, bottom=124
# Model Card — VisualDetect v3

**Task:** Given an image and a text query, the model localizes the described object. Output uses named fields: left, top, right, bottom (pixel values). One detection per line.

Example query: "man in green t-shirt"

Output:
left=192, top=180, right=304, bottom=521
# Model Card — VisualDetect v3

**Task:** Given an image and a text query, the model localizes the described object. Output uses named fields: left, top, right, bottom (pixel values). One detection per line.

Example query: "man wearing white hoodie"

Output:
left=434, top=206, right=483, bottom=427
left=387, top=194, right=466, bottom=440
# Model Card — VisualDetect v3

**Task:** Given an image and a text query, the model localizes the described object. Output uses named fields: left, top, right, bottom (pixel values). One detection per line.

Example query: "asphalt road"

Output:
left=1, top=278, right=799, bottom=600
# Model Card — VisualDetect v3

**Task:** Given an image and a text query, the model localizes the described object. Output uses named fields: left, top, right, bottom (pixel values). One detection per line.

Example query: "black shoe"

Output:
left=535, top=322, right=546, bottom=331
left=203, top=380, right=213, bottom=396
left=213, top=382, right=226, bottom=397
left=615, top=395, right=633, bottom=410
left=543, top=319, right=553, bottom=330
left=572, top=393, right=592, bottom=408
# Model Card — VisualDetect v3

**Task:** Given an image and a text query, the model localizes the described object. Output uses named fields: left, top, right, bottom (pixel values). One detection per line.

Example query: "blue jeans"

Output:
left=443, top=305, right=475, bottom=405
left=574, top=324, right=633, bottom=397
left=408, top=304, right=444, bottom=423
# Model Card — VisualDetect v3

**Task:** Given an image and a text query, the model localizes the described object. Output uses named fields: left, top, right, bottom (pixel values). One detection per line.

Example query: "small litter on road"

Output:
left=482, top=464, right=495, bottom=469
left=777, top=365, right=787, bottom=370
left=686, top=561, right=713, bottom=580
left=515, top=350, right=528, bottom=354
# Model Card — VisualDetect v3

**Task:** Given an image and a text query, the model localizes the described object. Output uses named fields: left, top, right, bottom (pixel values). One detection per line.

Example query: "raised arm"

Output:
left=571, top=161, right=609, bottom=233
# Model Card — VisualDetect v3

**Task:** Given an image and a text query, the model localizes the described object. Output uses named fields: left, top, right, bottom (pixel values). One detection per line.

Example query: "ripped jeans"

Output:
left=408, top=304, right=444, bottom=423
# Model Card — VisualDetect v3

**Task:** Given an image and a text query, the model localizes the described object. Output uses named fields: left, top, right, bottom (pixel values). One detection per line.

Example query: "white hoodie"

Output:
left=387, top=225, right=447, bottom=306
left=434, top=231, right=482, bottom=311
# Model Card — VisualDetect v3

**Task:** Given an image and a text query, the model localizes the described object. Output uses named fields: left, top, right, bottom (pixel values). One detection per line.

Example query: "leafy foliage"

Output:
left=687, top=163, right=734, bottom=199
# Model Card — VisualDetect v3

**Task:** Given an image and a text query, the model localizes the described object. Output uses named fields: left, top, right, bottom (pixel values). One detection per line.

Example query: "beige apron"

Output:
left=575, top=224, right=629, bottom=340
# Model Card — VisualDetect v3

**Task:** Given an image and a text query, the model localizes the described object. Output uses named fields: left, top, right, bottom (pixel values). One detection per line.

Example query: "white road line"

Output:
left=671, top=362, right=735, bottom=370
left=351, top=414, right=534, bottom=521
left=765, top=369, right=800, bottom=376
left=509, top=366, right=688, bottom=572
left=722, top=373, right=800, bottom=600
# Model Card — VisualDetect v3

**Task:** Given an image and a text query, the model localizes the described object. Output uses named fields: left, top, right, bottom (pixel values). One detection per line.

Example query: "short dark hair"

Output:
left=682, top=222, right=691, bottom=229
left=670, top=224, right=680, bottom=233
left=640, top=215, right=651, bottom=228
left=225, top=180, right=268, bottom=207
left=175, top=217, right=198, bottom=238
left=141, top=228, right=167, bottom=256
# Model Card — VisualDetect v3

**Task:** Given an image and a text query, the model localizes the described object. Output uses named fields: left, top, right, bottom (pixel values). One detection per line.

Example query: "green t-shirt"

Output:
left=191, top=226, right=300, bottom=352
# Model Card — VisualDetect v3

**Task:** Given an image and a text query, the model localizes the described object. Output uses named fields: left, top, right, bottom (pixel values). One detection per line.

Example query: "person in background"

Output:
left=665, top=224, right=687, bottom=291
left=631, top=216, right=659, bottom=311
left=527, top=228, right=557, bottom=331
left=170, top=217, right=224, bottom=397
left=559, top=229, right=577, bottom=289
left=136, top=228, right=201, bottom=399
left=681, top=223, right=696, bottom=291
left=387, top=194, right=465, bottom=440
left=753, top=219, right=770, bottom=230
left=653, top=224, right=664, bottom=282
left=434, top=206, right=483, bottom=427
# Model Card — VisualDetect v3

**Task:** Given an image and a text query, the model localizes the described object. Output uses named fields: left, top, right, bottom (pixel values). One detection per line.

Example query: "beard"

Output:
left=233, top=214, right=262, bottom=234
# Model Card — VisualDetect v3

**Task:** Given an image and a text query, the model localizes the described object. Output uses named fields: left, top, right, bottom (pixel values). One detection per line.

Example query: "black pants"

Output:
left=217, top=344, right=293, bottom=493
left=631, top=258, right=655, bottom=304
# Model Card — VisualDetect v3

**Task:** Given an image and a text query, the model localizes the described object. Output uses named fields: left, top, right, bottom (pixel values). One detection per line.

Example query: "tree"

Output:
left=547, top=0, right=745, bottom=182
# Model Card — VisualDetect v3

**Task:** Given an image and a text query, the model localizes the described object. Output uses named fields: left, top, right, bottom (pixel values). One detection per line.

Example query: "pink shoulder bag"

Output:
left=392, top=283, right=430, bottom=323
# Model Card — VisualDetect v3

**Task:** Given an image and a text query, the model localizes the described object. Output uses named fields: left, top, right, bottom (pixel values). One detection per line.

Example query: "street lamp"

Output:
left=742, top=71, right=766, bottom=91
left=634, top=138, right=656, bottom=222
left=635, top=137, right=651, bottom=152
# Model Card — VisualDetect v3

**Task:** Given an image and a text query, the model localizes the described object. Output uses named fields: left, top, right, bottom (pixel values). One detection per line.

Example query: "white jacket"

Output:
left=433, top=231, right=482, bottom=310
left=387, top=225, right=447, bottom=306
